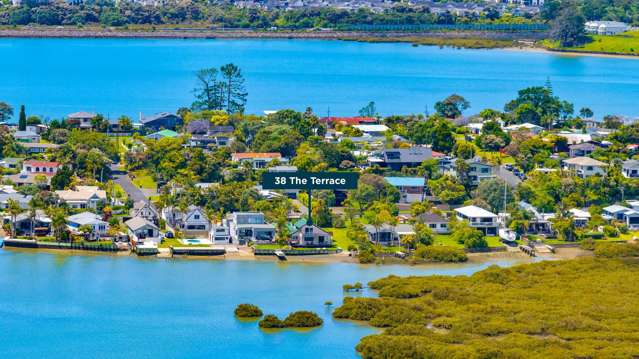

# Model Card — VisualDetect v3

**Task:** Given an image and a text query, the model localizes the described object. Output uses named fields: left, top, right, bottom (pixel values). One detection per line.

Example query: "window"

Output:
left=318, top=236, right=325, bottom=243
left=429, top=224, right=436, bottom=229
left=194, top=214, right=200, bottom=220
left=386, top=152, right=400, bottom=160
left=587, top=166, right=594, bottom=171
left=480, top=168, right=489, bottom=174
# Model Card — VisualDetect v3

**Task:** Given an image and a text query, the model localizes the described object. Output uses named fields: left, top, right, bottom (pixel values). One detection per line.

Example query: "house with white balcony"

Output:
left=224, top=212, right=276, bottom=245
left=162, top=205, right=211, bottom=237
left=231, top=152, right=283, bottom=169
left=454, top=205, right=498, bottom=235
left=563, top=157, right=607, bottom=178
left=67, top=212, right=109, bottom=240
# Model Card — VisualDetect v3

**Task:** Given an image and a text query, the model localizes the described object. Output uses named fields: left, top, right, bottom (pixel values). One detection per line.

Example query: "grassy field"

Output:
left=544, top=32, right=639, bottom=56
left=131, top=169, right=157, bottom=190
left=434, top=234, right=503, bottom=248
left=326, top=227, right=356, bottom=250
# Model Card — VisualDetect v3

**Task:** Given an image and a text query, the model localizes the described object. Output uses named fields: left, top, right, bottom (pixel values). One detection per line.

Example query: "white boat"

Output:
left=274, top=250, right=286, bottom=260
left=499, top=228, right=517, bottom=243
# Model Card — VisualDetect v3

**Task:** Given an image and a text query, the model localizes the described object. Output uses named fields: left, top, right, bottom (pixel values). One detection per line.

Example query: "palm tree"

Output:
left=27, top=198, right=39, bottom=239
left=47, top=207, right=67, bottom=242
left=7, top=198, right=22, bottom=238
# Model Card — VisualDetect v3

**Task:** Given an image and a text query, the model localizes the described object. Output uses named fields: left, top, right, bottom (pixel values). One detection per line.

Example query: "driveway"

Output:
left=495, top=165, right=523, bottom=188
left=111, top=165, right=147, bottom=203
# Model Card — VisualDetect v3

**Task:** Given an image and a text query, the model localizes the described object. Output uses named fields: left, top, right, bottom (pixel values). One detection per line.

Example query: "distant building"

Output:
left=585, top=21, right=629, bottom=35
left=146, top=129, right=179, bottom=140
left=67, top=111, right=97, bottom=129
left=140, top=112, right=182, bottom=131
left=622, top=160, right=639, bottom=178
left=353, top=124, right=389, bottom=137
left=232, top=152, right=283, bottom=169
left=381, top=147, right=433, bottom=170
left=563, top=157, right=607, bottom=178
left=466, top=157, right=495, bottom=185
left=55, top=186, right=107, bottom=210
left=19, top=142, right=60, bottom=154
left=568, top=142, right=600, bottom=158
left=569, top=208, right=591, bottom=227
left=319, top=116, right=378, bottom=127
left=416, top=212, right=449, bottom=234
left=13, top=130, right=40, bottom=143
left=503, top=123, right=543, bottom=134
left=384, top=177, right=426, bottom=203
left=22, top=160, right=60, bottom=176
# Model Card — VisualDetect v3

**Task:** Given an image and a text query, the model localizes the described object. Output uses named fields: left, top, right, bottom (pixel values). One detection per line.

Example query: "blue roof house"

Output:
left=384, top=177, right=426, bottom=204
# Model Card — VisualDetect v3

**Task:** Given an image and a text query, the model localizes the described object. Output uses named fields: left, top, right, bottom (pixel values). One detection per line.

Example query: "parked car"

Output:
left=165, top=231, right=174, bottom=238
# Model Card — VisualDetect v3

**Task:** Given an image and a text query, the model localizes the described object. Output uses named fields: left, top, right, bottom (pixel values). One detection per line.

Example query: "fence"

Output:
left=2, top=238, right=118, bottom=252
left=254, top=248, right=338, bottom=256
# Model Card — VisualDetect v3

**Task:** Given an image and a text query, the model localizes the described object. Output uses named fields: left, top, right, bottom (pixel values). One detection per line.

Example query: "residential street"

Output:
left=111, top=165, right=147, bottom=203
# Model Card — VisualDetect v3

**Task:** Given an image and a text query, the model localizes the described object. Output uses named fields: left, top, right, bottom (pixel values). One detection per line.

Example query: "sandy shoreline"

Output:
left=504, top=45, right=639, bottom=60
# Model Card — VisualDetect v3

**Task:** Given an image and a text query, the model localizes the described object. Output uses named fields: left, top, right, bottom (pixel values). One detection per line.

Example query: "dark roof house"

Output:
left=140, top=112, right=182, bottom=131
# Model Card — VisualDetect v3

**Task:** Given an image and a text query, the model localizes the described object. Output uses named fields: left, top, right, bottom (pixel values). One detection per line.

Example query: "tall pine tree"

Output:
left=18, top=105, right=26, bottom=131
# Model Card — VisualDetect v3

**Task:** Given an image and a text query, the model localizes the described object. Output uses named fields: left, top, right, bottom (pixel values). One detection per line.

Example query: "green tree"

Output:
left=192, top=67, right=223, bottom=111
left=473, top=178, right=513, bottom=213
left=451, top=221, right=487, bottom=249
left=0, top=102, right=13, bottom=122
left=118, top=115, right=133, bottom=132
left=550, top=4, right=586, bottom=47
left=220, top=63, right=247, bottom=114
left=18, top=105, right=26, bottom=131
left=434, top=94, right=469, bottom=119
left=7, top=198, right=22, bottom=238
left=359, top=101, right=377, bottom=117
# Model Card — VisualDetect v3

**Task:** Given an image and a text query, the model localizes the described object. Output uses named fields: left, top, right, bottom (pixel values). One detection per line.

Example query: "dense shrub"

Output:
left=602, top=225, right=619, bottom=238
left=413, top=245, right=468, bottom=262
left=594, top=242, right=639, bottom=258
left=358, top=249, right=376, bottom=264
left=343, top=282, right=363, bottom=292
left=580, top=238, right=596, bottom=250
left=582, top=231, right=604, bottom=240
left=234, top=304, right=263, bottom=318
left=258, top=315, right=285, bottom=328
left=283, top=311, right=323, bottom=327
left=337, top=258, right=639, bottom=358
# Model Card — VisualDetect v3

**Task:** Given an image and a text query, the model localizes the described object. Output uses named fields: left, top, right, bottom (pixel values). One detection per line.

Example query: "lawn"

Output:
left=131, top=169, right=157, bottom=190
left=544, top=32, right=639, bottom=56
left=326, top=227, right=356, bottom=250
left=433, top=234, right=503, bottom=248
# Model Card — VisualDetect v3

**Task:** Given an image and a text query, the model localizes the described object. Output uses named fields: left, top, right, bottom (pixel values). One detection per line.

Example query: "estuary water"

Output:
left=1, top=38, right=639, bottom=119
left=0, top=248, right=531, bottom=358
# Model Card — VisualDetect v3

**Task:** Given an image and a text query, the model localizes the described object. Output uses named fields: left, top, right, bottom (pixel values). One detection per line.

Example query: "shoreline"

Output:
left=0, top=243, right=590, bottom=266
left=2, top=27, right=637, bottom=59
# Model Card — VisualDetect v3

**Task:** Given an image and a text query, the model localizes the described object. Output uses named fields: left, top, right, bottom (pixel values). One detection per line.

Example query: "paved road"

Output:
left=111, top=166, right=147, bottom=203
left=495, top=165, right=523, bottom=188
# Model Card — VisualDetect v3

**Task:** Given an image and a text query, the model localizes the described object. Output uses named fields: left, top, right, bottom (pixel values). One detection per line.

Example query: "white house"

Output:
left=125, top=216, right=160, bottom=246
left=353, top=124, right=389, bottom=137
left=131, top=201, right=159, bottom=225
left=503, top=123, right=543, bottom=135
left=209, top=224, right=232, bottom=244
left=67, top=212, right=109, bottom=239
left=163, top=206, right=211, bottom=236
left=622, top=160, right=639, bottom=178
left=563, top=157, right=607, bottom=178
left=466, top=157, right=495, bottom=185
left=290, top=224, right=332, bottom=247
left=585, top=21, right=629, bottom=35
left=602, top=204, right=639, bottom=229
left=55, top=186, right=107, bottom=209
left=455, top=205, right=498, bottom=235
left=225, top=212, right=276, bottom=245
left=416, top=212, right=449, bottom=234
left=67, top=111, right=97, bottom=129
left=363, top=223, right=414, bottom=246
left=569, top=208, right=591, bottom=228
left=13, top=130, right=40, bottom=143
left=231, top=152, right=283, bottom=169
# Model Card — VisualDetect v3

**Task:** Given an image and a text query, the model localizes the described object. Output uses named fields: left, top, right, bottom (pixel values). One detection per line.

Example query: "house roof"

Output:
left=563, top=157, right=607, bottom=167
left=67, top=211, right=105, bottom=225
left=19, top=142, right=60, bottom=149
left=68, top=111, right=96, bottom=119
left=320, top=117, right=377, bottom=126
left=125, top=216, right=158, bottom=231
left=384, top=177, right=425, bottom=187
left=14, top=130, right=38, bottom=137
left=569, top=142, right=599, bottom=150
left=455, top=205, right=497, bottom=218
left=55, top=186, right=106, bottom=202
left=603, top=204, right=631, bottom=213
left=353, top=124, right=389, bottom=133
left=383, top=147, right=433, bottom=163
left=147, top=129, right=179, bottom=138
left=140, top=112, right=179, bottom=124
left=417, top=212, right=447, bottom=223
left=623, top=159, right=639, bottom=169
left=0, top=192, right=31, bottom=204
left=504, top=123, right=543, bottom=131
left=23, top=160, right=60, bottom=167
left=232, top=152, right=282, bottom=160
left=569, top=208, right=591, bottom=219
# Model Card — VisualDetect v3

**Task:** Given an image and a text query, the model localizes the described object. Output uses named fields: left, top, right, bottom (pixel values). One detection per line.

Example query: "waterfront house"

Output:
left=381, top=146, right=433, bottom=170
left=209, top=224, right=232, bottom=244
left=602, top=205, right=639, bottom=229
left=125, top=216, right=160, bottom=246
left=55, top=186, right=107, bottom=209
left=19, top=142, right=60, bottom=154
left=416, top=212, right=450, bottom=234
left=231, top=152, right=283, bottom=169
left=67, top=111, right=97, bottom=129
left=131, top=201, right=159, bottom=225
left=0, top=193, right=32, bottom=209
left=140, top=112, right=182, bottom=131
left=225, top=212, right=276, bottom=245
left=162, top=205, right=211, bottom=236
left=289, top=224, right=332, bottom=247
left=518, top=201, right=554, bottom=236
left=585, top=20, right=629, bottom=35
left=5, top=210, right=51, bottom=237
left=13, top=130, right=40, bottom=143
left=363, top=223, right=415, bottom=246
left=562, top=157, right=607, bottom=178
left=22, top=160, right=60, bottom=176
left=454, top=205, right=498, bottom=235
left=384, top=176, right=426, bottom=203
left=622, top=160, right=639, bottom=178
left=568, top=142, right=600, bottom=158
left=146, top=129, right=179, bottom=140
left=569, top=208, right=591, bottom=228
left=67, top=212, right=109, bottom=240
left=465, top=157, right=495, bottom=185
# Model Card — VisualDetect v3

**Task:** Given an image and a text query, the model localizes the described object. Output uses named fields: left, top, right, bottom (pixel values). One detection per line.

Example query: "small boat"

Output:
left=274, top=250, right=287, bottom=261
left=499, top=228, right=517, bottom=243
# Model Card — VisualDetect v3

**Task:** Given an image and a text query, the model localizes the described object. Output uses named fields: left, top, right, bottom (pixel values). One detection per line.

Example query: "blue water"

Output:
left=1, top=38, right=639, bottom=119
left=0, top=248, right=532, bottom=358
